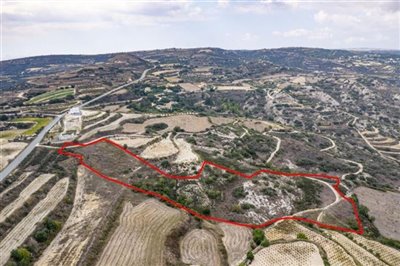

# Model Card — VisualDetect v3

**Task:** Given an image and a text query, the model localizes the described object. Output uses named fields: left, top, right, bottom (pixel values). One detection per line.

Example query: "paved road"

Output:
left=0, top=67, right=152, bottom=182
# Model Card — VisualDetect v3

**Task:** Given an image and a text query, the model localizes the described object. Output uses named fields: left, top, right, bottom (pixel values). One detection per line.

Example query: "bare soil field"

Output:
left=0, top=178, right=69, bottom=266
left=354, top=186, right=400, bottom=240
left=217, top=85, right=253, bottom=91
left=250, top=241, right=324, bottom=266
left=179, top=83, right=201, bottom=92
left=173, top=138, right=199, bottom=164
left=0, top=141, right=28, bottom=170
left=110, top=136, right=156, bottom=148
left=123, top=114, right=212, bottom=134
left=265, top=221, right=357, bottom=266
left=97, top=199, right=186, bottom=266
left=218, top=223, right=252, bottom=266
left=36, top=168, right=106, bottom=266
left=0, top=173, right=54, bottom=223
left=209, top=116, right=235, bottom=125
left=241, top=119, right=284, bottom=132
left=180, top=228, right=221, bottom=266
left=141, top=135, right=178, bottom=159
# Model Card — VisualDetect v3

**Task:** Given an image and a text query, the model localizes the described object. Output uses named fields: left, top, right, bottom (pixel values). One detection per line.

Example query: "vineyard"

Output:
left=250, top=241, right=324, bottom=266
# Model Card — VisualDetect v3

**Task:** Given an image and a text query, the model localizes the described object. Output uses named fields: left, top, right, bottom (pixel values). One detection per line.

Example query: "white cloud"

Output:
left=273, top=27, right=333, bottom=40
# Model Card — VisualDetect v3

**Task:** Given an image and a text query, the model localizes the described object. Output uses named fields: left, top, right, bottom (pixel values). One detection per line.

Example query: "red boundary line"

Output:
left=58, top=137, right=364, bottom=234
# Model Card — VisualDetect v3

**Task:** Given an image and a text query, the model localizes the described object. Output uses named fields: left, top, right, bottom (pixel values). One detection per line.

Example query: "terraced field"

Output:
left=140, top=135, right=178, bottom=159
left=12, top=117, right=52, bottom=135
left=97, top=199, right=185, bottom=266
left=326, top=231, right=387, bottom=266
left=27, top=88, right=74, bottom=104
left=0, top=173, right=54, bottom=223
left=180, top=228, right=221, bottom=266
left=0, top=178, right=69, bottom=265
left=0, top=172, right=32, bottom=199
left=218, top=223, right=252, bottom=266
left=265, top=221, right=357, bottom=266
left=250, top=242, right=324, bottom=266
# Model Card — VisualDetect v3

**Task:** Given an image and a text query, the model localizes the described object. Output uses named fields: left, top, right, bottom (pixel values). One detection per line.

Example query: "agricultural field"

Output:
left=180, top=228, right=222, bottom=266
left=26, top=88, right=75, bottom=104
left=1, top=47, right=400, bottom=266
left=97, top=199, right=186, bottom=266
left=250, top=241, right=324, bottom=266
left=12, top=117, right=52, bottom=135
left=0, top=178, right=69, bottom=265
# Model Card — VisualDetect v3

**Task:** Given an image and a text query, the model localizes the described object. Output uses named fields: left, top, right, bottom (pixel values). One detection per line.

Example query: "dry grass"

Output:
left=250, top=242, right=324, bottom=266
left=218, top=223, right=252, bottom=266
left=217, top=85, right=253, bottom=91
left=0, top=174, right=54, bottom=223
left=97, top=199, right=185, bottom=266
left=241, top=119, right=284, bottom=132
left=180, top=228, right=221, bottom=266
left=0, top=178, right=69, bottom=266
left=354, top=186, right=400, bottom=240
left=36, top=168, right=103, bottom=266
left=179, top=83, right=201, bottom=92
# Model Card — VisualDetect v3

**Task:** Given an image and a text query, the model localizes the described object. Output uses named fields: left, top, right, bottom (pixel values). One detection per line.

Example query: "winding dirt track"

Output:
left=58, top=137, right=363, bottom=234
left=0, top=178, right=69, bottom=266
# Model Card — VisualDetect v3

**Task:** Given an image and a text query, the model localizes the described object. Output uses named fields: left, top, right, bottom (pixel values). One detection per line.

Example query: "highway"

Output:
left=0, top=67, right=152, bottom=182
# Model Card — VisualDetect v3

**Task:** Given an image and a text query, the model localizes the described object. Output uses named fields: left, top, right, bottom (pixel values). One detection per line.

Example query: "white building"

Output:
left=69, top=107, right=81, bottom=116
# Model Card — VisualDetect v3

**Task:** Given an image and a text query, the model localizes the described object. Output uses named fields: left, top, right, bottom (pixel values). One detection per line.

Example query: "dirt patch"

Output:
left=173, top=138, right=199, bottom=164
left=354, top=186, right=400, bottom=240
left=180, top=83, right=201, bottom=92
left=110, top=136, right=156, bottom=148
left=141, top=135, right=178, bottom=159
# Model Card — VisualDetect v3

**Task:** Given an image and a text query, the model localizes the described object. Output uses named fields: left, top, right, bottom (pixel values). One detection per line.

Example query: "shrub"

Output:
left=253, top=229, right=265, bottom=245
left=145, top=122, right=168, bottom=132
left=34, top=229, right=49, bottom=242
left=11, top=247, right=31, bottom=265
left=246, top=251, right=254, bottom=261
left=297, top=232, right=308, bottom=240
left=161, top=160, right=170, bottom=168
left=232, top=186, right=246, bottom=198
left=261, top=239, right=270, bottom=247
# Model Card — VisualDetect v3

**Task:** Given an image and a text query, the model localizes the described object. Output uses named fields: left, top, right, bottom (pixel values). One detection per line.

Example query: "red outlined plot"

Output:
left=58, top=137, right=364, bottom=234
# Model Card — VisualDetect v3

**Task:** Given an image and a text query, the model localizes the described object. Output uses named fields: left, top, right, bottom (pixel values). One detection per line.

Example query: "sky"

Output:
left=2, top=0, right=400, bottom=60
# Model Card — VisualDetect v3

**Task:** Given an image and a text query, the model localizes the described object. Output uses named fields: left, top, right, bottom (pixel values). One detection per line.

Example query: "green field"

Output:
left=27, top=88, right=74, bottom=104
left=12, top=117, right=52, bottom=135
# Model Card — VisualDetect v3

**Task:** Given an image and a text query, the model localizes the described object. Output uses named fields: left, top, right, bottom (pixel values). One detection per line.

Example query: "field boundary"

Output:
left=58, top=137, right=364, bottom=234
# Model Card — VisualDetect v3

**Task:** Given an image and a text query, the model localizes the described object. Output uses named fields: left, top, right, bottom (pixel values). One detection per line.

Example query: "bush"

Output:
left=11, top=247, right=31, bottom=265
left=161, top=160, right=170, bottom=168
left=34, top=229, right=49, bottom=242
left=261, top=239, right=270, bottom=247
left=246, top=251, right=254, bottom=261
left=297, top=232, right=308, bottom=240
left=145, top=122, right=168, bottom=132
left=232, top=186, right=246, bottom=198
left=253, top=229, right=265, bottom=245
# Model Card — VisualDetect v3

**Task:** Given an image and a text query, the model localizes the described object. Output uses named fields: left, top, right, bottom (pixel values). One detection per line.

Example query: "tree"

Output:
left=252, top=229, right=265, bottom=245
left=161, top=160, right=170, bottom=168
left=261, top=238, right=270, bottom=247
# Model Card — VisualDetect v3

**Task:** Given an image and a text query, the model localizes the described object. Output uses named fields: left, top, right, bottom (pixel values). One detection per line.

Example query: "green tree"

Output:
left=253, top=229, right=265, bottom=245
left=246, top=251, right=254, bottom=261
left=11, top=247, right=31, bottom=265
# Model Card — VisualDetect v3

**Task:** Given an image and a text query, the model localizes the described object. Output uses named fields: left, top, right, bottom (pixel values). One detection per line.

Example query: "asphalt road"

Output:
left=0, top=67, right=152, bottom=182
